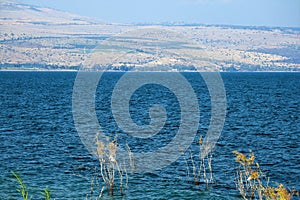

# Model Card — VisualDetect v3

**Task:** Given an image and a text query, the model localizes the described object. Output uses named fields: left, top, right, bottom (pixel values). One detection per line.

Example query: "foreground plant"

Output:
left=42, top=188, right=51, bottom=200
left=12, top=171, right=30, bottom=200
left=233, top=151, right=299, bottom=200
left=12, top=171, right=51, bottom=200
left=94, top=134, right=133, bottom=197
left=184, top=135, right=214, bottom=187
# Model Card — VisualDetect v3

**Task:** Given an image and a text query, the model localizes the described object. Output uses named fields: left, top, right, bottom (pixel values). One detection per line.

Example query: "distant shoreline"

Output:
left=0, top=69, right=78, bottom=72
left=0, top=69, right=299, bottom=73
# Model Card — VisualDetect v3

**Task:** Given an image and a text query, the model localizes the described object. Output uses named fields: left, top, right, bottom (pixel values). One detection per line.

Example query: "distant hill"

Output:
left=0, top=1, right=299, bottom=71
left=0, top=0, right=102, bottom=25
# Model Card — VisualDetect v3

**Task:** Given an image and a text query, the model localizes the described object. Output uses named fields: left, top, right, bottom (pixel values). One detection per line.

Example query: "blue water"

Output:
left=0, top=72, right=299, bottom=199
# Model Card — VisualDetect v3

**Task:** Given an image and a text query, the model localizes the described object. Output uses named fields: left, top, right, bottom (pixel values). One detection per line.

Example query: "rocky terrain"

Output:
left=1, top=1, right=299, bottom=71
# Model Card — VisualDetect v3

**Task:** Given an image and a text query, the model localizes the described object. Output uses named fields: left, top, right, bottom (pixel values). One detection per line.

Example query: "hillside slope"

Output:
left=0, top=1, right=299, bottom=71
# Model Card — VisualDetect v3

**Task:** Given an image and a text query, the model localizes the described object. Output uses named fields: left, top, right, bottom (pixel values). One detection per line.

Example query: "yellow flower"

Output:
left=247, top=171, right=259, bottom=180
left=233, top=150, right=246, bottom=165
left=246, top=153, right=255, bottom=165
left=263, top=187, right=276, bottom=199
left=232, top=150, right=255, bottom=166
left=198, top=136, right=203, bottom=145
left=275, top=184, right=291, bottom=200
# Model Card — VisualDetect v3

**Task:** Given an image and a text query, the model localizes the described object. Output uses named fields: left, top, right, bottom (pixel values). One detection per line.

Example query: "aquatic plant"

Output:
left=12, top=171, right=30, bottom=200
left=233, top=151, right=299, bottom=200
left=184, top=135, right=214, bottom=187
left=199, top=135, right=214, bottom=186
left=94, top=134, right=133, bottom=197
left=42, top=188, right=51, bottom=200
left=12, top=171, right=51, bottom=200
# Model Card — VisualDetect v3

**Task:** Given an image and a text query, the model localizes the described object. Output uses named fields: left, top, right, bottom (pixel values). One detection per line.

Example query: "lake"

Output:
left=0, top=72, right=299, bottom=199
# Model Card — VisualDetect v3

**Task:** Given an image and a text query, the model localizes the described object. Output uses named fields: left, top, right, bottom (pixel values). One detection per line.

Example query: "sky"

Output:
left=18, top=0, right=300, bottom=27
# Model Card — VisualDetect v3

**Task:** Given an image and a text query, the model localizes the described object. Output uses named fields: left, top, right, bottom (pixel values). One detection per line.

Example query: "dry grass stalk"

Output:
left=199, top=135, right=214, bottom=186
left=126, top=143, right=135, bottom=173
left=95, top=134, right=130, bottom=197
left=233, top=150, right=299, bottom=200
left=207, top=152, right=213, bottom=184
left=190, top=150, right=198, bottom=184
left=183, top=135, right=215, bottom=187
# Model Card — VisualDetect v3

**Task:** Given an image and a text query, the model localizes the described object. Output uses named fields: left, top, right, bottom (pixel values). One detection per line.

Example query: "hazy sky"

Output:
left=18, top=0, right=300, bottom=27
